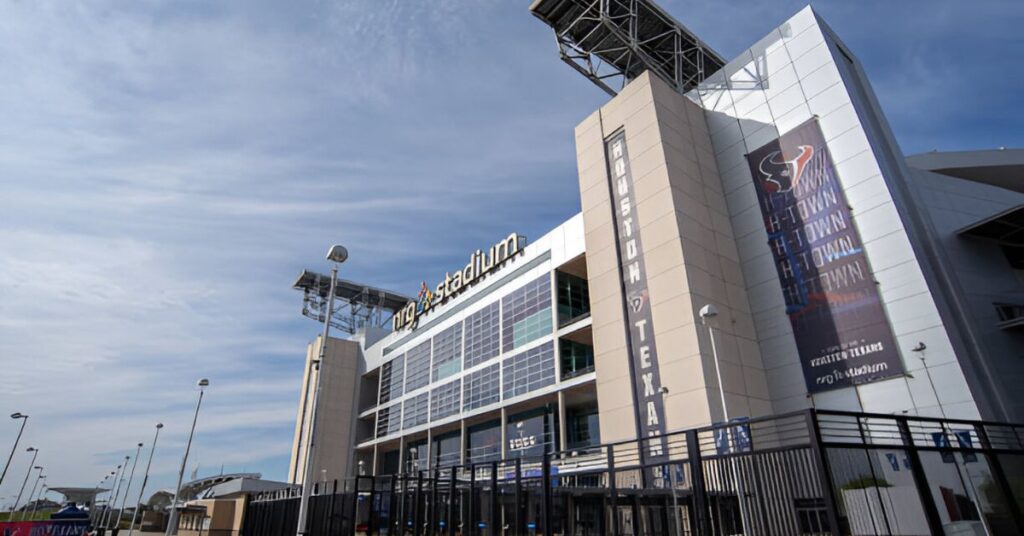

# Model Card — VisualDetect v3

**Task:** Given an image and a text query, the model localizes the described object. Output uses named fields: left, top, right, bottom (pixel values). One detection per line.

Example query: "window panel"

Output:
left=502, top=275, right=553, bottom=352
left=502, top=341, right=555, bottom=399
left=402, top=392, right=429, bottom=429
left=463, top=364, right=500, bottom=411
left=430, top=379, right=461, bottom=420
left=379, top=355, right=405, bottom=404
left=404, top=340, right=432, bottom=393
left=464, top=302, right=500, bottom=368
left=432, top=323, right=463, bottom=382
left=376, top=404, right=401, bottom=438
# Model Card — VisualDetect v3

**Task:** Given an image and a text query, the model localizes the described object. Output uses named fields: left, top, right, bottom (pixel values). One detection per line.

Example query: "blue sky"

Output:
left=1, top=0, right=1021, bottom=503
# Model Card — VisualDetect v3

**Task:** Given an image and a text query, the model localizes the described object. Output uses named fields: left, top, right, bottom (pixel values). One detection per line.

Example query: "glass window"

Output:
left=507, top=409, right=555, bottom=459
left=379, top=355, right=405, bottom=404
left=402, top=392, right=429, bottom=430
left=405, top=340, right=432, bottom=393
left=407, top=439, right=428, bottom=472
left=560, top=339, right=595, bottom=380
left=377, top=404, right=401, bottom=438
left=464, top=364, right=500, bottom=411
left=566, top=403, right=600, bottom=449
left=432, top=431, right=461, bottom=468
left=467, top=420, right=502, bottom=464
left=464, top=302, right=500, bottom=368
left=502, top=275, right=553, bottom=352
left=432, top=323, right=463, bottom=382
left=557, top=271, right=590, bottom=324
left=431, top=379, right=461, bottom=421
left=502, top=341, right=555, bottom=400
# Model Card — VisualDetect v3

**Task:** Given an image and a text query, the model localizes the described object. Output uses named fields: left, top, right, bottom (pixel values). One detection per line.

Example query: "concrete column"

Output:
left=500, top=407, right=508, bottom=459
left=557, top=391, right=568, bottom=452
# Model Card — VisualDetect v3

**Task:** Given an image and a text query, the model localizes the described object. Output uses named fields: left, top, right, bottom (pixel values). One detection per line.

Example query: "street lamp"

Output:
left=658, top=387, right=683, bottom=536
left=20, top=466, right=43, bottom=521
left=112, top=443, right=143, bottom=531
left=698, top=304, right=728, bottom=422
left=1, top=413, right=28, bottom=487
left=102, top=462, right=126, bottom=527
left=29, top=484, right=48, bottom=518
left=699, top=303, right=752, bottom=534
left=166, top=379, right=210, bottom=536
left=127, top=423, right=163, bottom=536
left=296, top=244, right=347, bottom=536
left=11, top=447, right=39, bottom=515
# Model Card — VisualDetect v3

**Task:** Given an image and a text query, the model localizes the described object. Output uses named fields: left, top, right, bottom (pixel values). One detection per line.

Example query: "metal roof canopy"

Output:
left=529, top=0, right=725, bottom=96
left=958, top=205, right=1024, bottom=247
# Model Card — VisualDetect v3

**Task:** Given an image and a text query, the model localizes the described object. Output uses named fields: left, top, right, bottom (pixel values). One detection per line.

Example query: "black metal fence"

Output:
left=243, top=409, right=1024, bottom=535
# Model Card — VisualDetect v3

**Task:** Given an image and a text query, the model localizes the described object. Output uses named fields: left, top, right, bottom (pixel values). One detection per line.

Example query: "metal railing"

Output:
left=244, top=409, right=1024, bottom=536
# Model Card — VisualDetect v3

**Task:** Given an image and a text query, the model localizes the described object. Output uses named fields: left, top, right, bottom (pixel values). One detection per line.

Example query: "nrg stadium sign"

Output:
left=392, top=232, right=524, bottom=331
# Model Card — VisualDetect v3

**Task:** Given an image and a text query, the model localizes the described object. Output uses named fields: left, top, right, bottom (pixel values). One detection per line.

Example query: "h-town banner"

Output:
left=746, top=118, right=903, bottom=393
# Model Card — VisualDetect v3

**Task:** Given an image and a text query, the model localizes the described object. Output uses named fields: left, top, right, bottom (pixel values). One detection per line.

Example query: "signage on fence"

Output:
left=714, top=418, right=753, bottom=455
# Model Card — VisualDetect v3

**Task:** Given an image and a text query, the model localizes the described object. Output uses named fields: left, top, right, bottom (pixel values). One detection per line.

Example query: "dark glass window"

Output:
left=464, top=302, right=500, bottom=368
left=432, top=431, right=461, bottom=468
left=507, top=408, right=556, bottom=459
left=467, top=420, right=502, bottom=464
left=379, top=355, right=404, bottom=404
left=376, top=404, right=401, bottom=438
left=407, top=439, right=428, bottom=472
left=557, top=272, right=590, bottom=324
left=560, top=339, right=595, bottom=379
left=566, top=404, right=600, bottom=449
left=502, top=275, right=553, bottom=352
left=432, top=323, right=463, bottom=382
left=502, top=341, right=555, bottom=400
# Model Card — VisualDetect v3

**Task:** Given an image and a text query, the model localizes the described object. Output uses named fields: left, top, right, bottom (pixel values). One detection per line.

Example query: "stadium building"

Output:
left=279, top=3, right=1024, bottom=535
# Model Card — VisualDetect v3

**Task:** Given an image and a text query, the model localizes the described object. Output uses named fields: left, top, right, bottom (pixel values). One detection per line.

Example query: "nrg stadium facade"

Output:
left=270, top=3, right=1024, bottom=536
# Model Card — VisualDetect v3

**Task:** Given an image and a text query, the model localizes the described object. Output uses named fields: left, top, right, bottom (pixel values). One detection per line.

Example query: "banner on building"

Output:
left=603, top=130, right=668, bottom=460
left=746, top=118, right=903, bottom=393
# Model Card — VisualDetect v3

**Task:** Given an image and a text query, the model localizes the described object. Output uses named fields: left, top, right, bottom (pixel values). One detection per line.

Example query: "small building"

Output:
left=175, top=477, right=294, bottom=536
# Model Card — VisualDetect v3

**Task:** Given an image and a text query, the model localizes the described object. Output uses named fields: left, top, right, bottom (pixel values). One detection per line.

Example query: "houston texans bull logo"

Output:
left=757, top=144, right=814, bottom=193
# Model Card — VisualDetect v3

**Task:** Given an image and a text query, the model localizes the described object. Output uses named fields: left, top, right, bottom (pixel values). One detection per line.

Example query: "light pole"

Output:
left=28, top=481, right=47, bottom=519
left=127, top=423, right=162, bottom=536
left=20, top=467, right=43, bottom=520
left=699, top=303, right=750, bottom=534
left=658, top=387, right=683, bottom=536
left=113, top=443, right=143, bottom=530
left=11, top=447, right=38, bottom=515
left=166, top=379, right=210, bottom=536
left=296, top=244, right=348, bottom=536
left=91, top=474, right=111, bottom=524
left=103, top=460, right=128, bottom=528
left=1, top=413, right=28, bottom=487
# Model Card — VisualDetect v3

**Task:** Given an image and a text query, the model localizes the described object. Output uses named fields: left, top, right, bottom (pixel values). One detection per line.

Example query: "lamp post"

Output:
left=20, top=467, right=43, bottom=521
left=699, top=303, right=750, bottom=534
left=11, top=447, right=38, bottom=515
left=296, top=244, right=348, bottom=536
left=103, top=462, right=126, bottom=527
left=127, top=423, right=162, bottom=536
left=166, top=379, right=210, bottom=536
left=28, top=481, right=47, bottom=519
left=657, top=387, right=683, bottom=536
left=112, top=443, right=143, bottom=531
left=1, top=413, right=28, bottom=487
left=91, top=474, right=111, bottom=524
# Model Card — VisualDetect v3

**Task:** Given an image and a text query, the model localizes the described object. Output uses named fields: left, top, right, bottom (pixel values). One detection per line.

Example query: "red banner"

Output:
left=0, top=520, right=88, bottom=536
